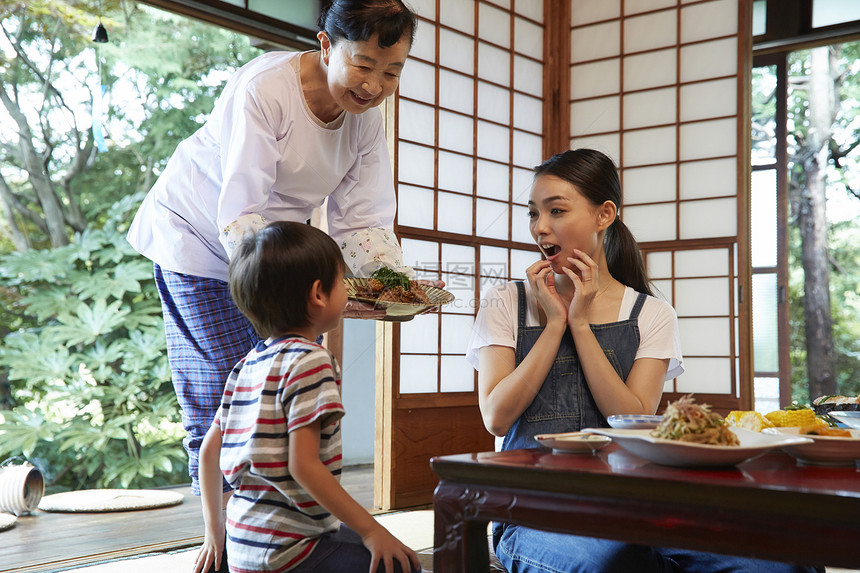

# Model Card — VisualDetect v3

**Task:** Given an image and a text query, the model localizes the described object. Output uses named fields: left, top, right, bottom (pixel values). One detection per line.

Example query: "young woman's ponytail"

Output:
left=534, top=149, right=652, bottom=296
left=604, top=218, right=652, bottom=296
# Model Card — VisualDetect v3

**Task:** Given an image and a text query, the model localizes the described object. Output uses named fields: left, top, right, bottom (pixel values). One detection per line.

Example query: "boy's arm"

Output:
left=289, top=422, right=420, bottom=573
left=192, top=425, right=226, bottom=573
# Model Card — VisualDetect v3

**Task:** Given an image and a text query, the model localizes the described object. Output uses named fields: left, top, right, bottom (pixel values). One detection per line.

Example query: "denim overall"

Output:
left=501, top=281, right=647, bottom=451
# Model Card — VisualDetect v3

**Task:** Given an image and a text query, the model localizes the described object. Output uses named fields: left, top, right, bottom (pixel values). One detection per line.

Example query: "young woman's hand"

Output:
left=362, top=524, right=421, bottom=573
left=192, top=522, right=225, bottom=573
left=526, top=260, right=568, bottom=326
left=561, top=249, right=600, bottom=327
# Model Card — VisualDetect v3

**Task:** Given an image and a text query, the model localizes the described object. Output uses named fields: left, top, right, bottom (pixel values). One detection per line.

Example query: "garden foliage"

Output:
left=0, top=193, right=186, bottom=491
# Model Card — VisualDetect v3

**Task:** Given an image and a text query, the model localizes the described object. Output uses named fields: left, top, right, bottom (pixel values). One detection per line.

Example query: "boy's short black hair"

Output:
left=228, top=221, right=347, bottom=338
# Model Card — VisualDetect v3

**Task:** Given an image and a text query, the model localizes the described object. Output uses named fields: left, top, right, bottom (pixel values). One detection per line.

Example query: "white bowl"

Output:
left=606, top=414, right=664, bottom=430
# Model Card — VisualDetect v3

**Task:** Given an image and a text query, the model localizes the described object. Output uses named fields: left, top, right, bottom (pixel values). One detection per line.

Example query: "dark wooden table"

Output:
left=431, top=445, right=860, bottom=572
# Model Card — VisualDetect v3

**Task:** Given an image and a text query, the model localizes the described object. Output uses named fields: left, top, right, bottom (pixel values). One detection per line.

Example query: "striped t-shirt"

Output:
left=214, top=335, right=344, bottom=573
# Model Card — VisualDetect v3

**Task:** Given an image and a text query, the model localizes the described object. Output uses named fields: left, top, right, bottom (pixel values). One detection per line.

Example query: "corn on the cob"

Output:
left=764, top=408, right=826, bottom=428
left=725, top=411, right=775, bottom=432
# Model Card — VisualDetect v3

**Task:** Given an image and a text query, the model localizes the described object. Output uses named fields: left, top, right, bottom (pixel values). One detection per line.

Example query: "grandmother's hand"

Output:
left=342, top=299, right=388, bottom=320
left=413, top=279, right=446, bottom=289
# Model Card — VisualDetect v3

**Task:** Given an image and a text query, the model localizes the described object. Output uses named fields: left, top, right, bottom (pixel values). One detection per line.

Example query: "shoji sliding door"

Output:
left=568, top=0, right=752, bottom=413
left=377, top=0, right=545, bottom=509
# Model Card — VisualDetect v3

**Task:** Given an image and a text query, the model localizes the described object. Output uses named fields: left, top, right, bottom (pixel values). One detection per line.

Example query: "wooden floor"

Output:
left=0, top=465, right=375, bottom=573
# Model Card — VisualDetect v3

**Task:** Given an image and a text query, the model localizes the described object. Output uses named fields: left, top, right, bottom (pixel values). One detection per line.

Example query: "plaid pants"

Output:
left=154, top=264, right=261, bottom=494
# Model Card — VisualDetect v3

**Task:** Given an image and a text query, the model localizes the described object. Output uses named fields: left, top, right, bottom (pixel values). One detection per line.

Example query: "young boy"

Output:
left=193, top=222, right=420, bottom=573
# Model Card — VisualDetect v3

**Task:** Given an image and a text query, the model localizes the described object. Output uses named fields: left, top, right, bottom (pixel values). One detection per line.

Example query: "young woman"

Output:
left=126, top=0, right=416, bottom=500
left=465, top=148, right=817, bottom=573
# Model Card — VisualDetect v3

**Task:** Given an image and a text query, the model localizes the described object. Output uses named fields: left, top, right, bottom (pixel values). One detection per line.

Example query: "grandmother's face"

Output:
left=320, top=32, right=410, bottom=114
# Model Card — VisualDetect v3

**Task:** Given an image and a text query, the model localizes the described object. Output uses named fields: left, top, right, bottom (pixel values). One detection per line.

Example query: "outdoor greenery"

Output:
left=752, top=43, right=860, bottom=406
left=789, top=219, right=860, bottom=404
left=0, top=0, right=261, bottom=491
left=785, top=43, right=860, bottom=404
left=0, top=194, right=186, bottom=489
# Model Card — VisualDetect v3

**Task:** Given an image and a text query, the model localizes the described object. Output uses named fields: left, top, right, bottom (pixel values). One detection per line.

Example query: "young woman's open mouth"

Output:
left=538, top=243, right=561, bottom=262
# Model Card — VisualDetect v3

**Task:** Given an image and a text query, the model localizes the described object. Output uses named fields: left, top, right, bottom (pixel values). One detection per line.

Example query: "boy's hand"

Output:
left=192, top=528, right=225, bottom=573
left=362, top=524, right=421, bottom=573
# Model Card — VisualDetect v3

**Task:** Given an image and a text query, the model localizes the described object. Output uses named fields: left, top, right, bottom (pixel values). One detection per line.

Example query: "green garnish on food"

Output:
left=370, top=267, right=412, bottom=290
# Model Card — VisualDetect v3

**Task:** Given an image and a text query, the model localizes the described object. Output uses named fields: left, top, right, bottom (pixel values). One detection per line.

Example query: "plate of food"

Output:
left=535, top=431, right=612, bottom=454
left=584, top=427, right=810, bottom=467
left=762, top=426, right=860, bottom=466
left=584, top=395, right=812, bottom=467
left=828, top=411, right=860, bottom=430
left=606, top=414, right=664, bottom=430
left=345, top=268, right=454, bottom=321
left=811, top=394, right=859, bottom=416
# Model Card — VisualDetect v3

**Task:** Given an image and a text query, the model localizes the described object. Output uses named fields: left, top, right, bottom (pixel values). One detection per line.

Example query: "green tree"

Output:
left=786, top=42, right=860, bottom=403
left=0, top=0, right=262, bottom=249
left=0, top=194, right=186, bottom=489
left=0, top=0, right=263, bottom=490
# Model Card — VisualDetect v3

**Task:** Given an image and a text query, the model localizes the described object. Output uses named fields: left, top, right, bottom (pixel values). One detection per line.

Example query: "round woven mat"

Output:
left=0, top=513, right=17, bottom=532
left=38, top=489, right=184, bottom=513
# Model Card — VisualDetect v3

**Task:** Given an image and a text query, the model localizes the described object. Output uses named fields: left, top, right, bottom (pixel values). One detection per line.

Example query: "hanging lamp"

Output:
left=91, top=0, right=109, bottom=152
left=92, top=22, right=108, bottom=43
left=92, top=0, right=108, bottom=43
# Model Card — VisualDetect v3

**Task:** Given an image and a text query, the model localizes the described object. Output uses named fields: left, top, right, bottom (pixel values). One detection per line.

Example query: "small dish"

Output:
left=762, top=427, right=860, bottom=466
left=535, top=432, right=612, bottom=454
left=583, top=427, right=812, bottom=468
left=828, top=411, right=860, bottom=430
left=606, top=414, right=664, bottom=430
left=344, top=278, right=455, bottom=321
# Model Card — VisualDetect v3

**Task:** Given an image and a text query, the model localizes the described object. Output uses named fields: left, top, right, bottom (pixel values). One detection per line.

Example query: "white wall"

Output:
left=339, top=318, right=377, bottom=465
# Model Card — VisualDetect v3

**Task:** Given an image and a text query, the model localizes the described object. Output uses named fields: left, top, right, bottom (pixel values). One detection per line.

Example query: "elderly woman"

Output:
left=127, top=0, right=417, bottom=501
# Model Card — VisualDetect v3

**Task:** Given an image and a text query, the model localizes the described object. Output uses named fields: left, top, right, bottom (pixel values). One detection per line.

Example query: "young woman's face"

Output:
left=528, top=174, right=605, bottom=274
left=320, top=32, right=410, bottom=114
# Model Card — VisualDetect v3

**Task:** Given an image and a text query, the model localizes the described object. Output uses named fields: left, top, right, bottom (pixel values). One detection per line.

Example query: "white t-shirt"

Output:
left=465, top=281, right=685, bottom=380
left=127, top=51, right=396, bottom=281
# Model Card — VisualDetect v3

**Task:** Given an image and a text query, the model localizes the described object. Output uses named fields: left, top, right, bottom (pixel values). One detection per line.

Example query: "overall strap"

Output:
left=629, top=292, right=648, bottom=320
left=515, top=281, right=527, bottom=330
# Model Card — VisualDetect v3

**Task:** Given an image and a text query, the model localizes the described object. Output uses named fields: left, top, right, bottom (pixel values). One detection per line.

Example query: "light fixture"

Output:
left=91, top=0, right=109, bottom=152
left=92, top=21, right=108, bottom=43
left=92, top=0, right=108, bottom=43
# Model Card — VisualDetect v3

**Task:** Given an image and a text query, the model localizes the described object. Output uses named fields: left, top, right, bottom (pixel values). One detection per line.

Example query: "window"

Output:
left=752, top=6, right=860, bottom=407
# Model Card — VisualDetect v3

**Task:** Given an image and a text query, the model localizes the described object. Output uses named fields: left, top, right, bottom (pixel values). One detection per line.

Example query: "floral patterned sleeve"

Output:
left=222, top=213, right=268, bottom=258
left=339, top=227, right=414, bottom=279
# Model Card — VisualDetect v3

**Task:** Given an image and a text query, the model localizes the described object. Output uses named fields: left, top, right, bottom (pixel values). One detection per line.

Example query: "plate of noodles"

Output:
left=584, top=395, right=812, bottom=467
left=584, top=427, right=812, bottom=467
